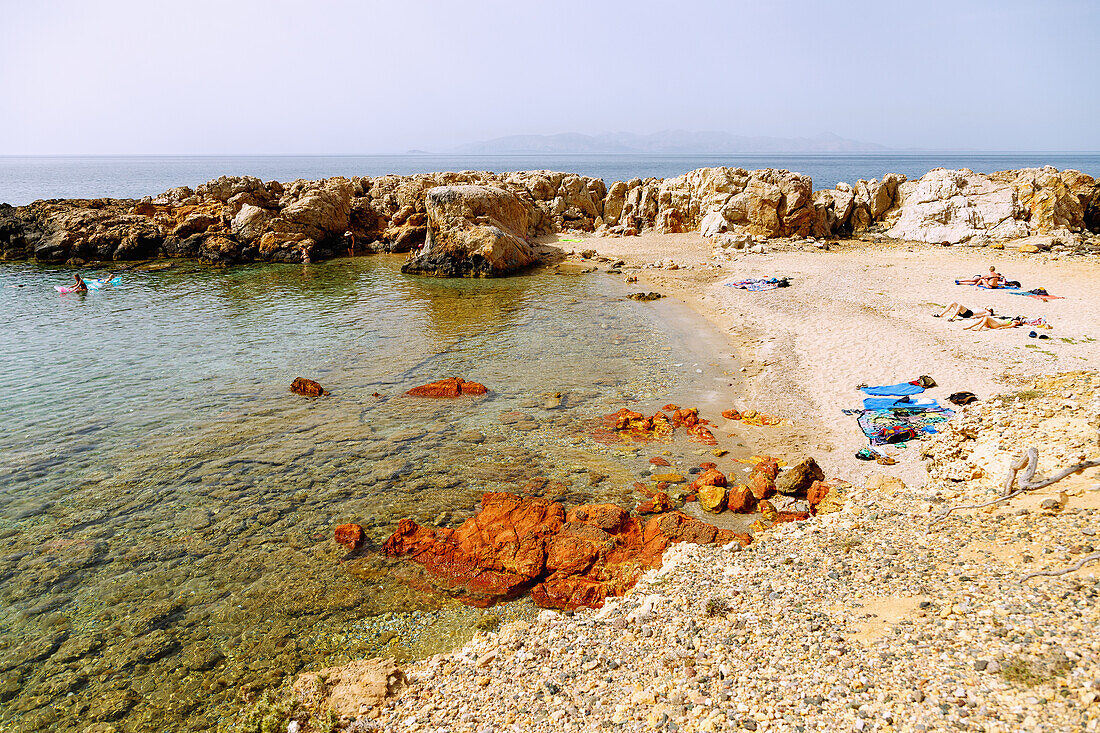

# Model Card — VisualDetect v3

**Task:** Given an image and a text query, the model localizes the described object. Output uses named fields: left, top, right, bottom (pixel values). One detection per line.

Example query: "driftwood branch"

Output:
left=929, top=448, right=1098, bottom=530
left=1021, top=552, right=1100, bottom=583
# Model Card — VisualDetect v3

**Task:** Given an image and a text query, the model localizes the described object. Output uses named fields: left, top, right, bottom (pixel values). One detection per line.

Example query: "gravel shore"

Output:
left=348, top=373, right=1100, bottom=733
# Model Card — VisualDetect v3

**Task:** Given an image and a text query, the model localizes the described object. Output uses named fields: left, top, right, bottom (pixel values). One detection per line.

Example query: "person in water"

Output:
left=72, top=274, right=88, bottom=293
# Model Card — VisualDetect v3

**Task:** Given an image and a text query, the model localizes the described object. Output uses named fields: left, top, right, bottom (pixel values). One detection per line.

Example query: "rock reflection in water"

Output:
left=0, top=256, right=732, bottom=732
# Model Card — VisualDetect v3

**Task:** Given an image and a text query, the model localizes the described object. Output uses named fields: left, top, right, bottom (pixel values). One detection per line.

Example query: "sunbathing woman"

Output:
left=963, top=314, right=1025, bottom=331
left=956, top=266, right=1005, bottom=288
left=934, top=303, right=994, bottom=321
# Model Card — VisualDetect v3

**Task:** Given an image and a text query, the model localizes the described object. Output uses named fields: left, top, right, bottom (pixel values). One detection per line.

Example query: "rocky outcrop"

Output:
left=0, top=170, right=607, bottom=265
left=603, top=167, right=818, bottom=239
left=885, top=167, right=1096, bottom=244
left=3, top=166, right=1095, bottom=264
left=401, top=186, right=536, bottom=277
left=381, top=492, right=750, bottom=610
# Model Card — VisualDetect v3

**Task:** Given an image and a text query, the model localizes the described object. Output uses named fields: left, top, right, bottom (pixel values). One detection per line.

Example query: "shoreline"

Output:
left=252, top=234, right=1100, bottom=732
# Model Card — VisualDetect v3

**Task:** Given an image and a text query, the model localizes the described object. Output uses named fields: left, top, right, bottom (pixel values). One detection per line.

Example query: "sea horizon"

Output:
left=3, top=151, right=1099, bottom=207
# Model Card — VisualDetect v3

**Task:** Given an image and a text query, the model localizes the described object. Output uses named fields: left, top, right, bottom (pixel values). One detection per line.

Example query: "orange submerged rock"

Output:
left=291, top=377, right=329, bottom=397
left=405, top=377, right=488, bottom=397
left=382, top=492, right=750, bottom=610
left=334, top=523, right=364, bottom=550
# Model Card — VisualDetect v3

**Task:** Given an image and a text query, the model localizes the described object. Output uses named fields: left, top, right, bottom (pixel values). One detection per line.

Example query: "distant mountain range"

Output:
left=447, top=130, right=890, bottom=155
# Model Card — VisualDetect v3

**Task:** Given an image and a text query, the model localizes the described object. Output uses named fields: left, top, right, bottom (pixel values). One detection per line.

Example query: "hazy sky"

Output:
left=2, top=0, right=1097, bottom=154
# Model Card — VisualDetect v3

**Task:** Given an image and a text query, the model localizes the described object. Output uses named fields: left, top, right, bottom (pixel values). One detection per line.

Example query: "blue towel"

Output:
left=863, top=397, right=938, bottom=410
left=863, top=382, right=924, bottom=397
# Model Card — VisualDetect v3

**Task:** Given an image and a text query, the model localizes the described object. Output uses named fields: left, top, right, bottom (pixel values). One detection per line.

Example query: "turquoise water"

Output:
left=2, top=153, right=1098, bottom=205
left=0, top=258, right=741, bottom=731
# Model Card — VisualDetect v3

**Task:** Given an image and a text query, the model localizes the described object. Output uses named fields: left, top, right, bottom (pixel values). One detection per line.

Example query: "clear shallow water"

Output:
left=0, top=258, right=741, bottom=731
left=2, top=153, right=1098, bottom=206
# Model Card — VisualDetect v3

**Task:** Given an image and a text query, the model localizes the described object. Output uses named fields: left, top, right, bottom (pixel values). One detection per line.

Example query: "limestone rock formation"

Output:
left=886, top=167, right=1095, bottom=244
left=401, top=186, right=536, bottom=277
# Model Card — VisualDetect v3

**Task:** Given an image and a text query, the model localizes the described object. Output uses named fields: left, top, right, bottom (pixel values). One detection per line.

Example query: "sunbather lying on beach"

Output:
left=963, top=315, right=1025, bottom=331
left=956, top=266, right=1005, bottom=288
left=934, top=303, right=994, bottom=321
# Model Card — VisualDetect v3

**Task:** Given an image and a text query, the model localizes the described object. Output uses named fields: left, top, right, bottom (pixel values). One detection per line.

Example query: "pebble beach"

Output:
left=357, top=373, right=1100, bottom=733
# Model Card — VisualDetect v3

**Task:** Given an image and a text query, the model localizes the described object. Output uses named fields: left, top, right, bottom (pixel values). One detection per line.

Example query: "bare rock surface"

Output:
left=401, top=185, right=536, bottom=277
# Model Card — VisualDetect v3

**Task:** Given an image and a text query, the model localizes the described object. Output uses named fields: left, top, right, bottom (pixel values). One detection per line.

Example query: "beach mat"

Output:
left=958, top=282, right=1064, bottom=300
left=727, top=277, right=789, bottom=292
left=853, top=407, right=954, bottom=445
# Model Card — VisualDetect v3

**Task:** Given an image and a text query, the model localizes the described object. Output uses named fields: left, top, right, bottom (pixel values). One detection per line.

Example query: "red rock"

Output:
left=715, top=529, right=753, bottom=547
left=405, top=377, right=488, bottom=397
left=662, top=404, right=680, bottom=411
left=671, top=407, right=699, bottom=427
left=746, top=458, right=780, bottom=500
left=334, top=523, right=364, bottom=550
left=637, top=492, right=673, bottom=514
left=721, top=409, right=741, bottom=420
left=807, top=480, right=831, bottom=513
left=726, top=484, right=757, bottom=513
left=772, top=511, right=810, bottom=524
left=690, top=468, right=727, bottom=492
left=684, top=494, right=697, bottom=502
left=686, top=424, right=718, bottom=445
left=699, top=462, right=717, bottom=471
left=291, top=377, right=329, bottom=397
left=649, top=457, right=671, bottom=466
left=382, top=494, right=743, bottom=611
left=382, top=493, right=564, bottom=605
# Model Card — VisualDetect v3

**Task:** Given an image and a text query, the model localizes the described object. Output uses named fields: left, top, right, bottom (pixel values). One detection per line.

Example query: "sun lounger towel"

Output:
left=854, top=407, right=954, bottom=445
left=727, top=277, right=790, bottom=292
left=862, top=396, right=939, bottom=410
left=862, top=381, right=924, bottom=397
left=1008, top=290, right=1065, bottom=301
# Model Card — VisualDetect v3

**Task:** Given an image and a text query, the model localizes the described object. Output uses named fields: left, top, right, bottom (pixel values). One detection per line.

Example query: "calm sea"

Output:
left=0, top=256, right=743, bottom=731
left=2, top=153, right=1099, bottom=206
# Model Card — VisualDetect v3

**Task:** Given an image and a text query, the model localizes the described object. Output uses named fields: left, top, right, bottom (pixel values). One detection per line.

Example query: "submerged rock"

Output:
left=293, top=657, right=406, bottom=717
left=334, top=523, right=364, bottom=550
left=404, top=377, right=488, bottom=397
left=290, top=377, right=328, bottom=397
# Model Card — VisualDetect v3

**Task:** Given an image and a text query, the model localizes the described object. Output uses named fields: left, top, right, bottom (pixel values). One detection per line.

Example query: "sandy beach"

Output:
left=561, top=234, right=1100, bottom=487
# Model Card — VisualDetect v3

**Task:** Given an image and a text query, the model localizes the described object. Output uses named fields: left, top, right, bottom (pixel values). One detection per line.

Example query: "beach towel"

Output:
left=1009, top=290, right=1065, bottom=301
left=862, top=381, right=925, bottom=397
left=862, top=396, right=939, bottom=410
left=853, top=406, right=954, bottom=445
left=958, top=281, right=1064, bottom=300
left=727, top=277, right=789, bottom=292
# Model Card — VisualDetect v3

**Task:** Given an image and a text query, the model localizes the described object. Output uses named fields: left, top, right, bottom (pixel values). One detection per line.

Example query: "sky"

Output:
left=1, top=0, right=1097, bottom=154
